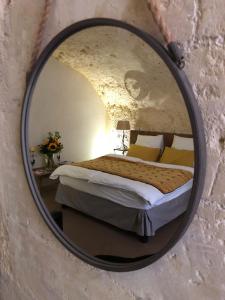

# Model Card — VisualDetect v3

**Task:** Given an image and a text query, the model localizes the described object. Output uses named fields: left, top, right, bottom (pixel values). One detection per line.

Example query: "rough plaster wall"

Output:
left=0, top=1, right=225, bottom=299
left=53, top=26, right=191, bottom=133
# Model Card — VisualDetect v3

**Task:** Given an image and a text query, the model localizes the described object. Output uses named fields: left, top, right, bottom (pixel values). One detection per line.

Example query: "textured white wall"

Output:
left=29, top=57, right=109, bottom=166
left=53, top=26, right=192, bottom=133
left=0, top=1, right=225, bottom=299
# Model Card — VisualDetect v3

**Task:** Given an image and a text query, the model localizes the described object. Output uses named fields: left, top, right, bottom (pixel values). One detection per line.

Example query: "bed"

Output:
left=50, top=130, right=194, bottom=240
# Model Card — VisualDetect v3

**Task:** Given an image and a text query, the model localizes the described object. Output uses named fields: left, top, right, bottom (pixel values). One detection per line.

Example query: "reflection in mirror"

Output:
left=29, top=26, right=194, bottom=263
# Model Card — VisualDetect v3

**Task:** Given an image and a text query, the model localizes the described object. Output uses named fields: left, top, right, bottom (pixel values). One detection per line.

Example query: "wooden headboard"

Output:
left=130, top=130, right=193, bottom=148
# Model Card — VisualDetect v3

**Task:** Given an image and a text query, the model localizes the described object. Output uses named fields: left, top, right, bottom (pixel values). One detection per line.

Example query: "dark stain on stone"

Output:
left=219, top=137, right=225, bottom=150
left=80, top=48, right=88, bottom=55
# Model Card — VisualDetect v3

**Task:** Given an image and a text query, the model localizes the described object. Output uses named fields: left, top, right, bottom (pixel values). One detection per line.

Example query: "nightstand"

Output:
left=113, top=147, right=128, bottom=155
left=33, top=166, right=62, bottom=213
left=33, top=161, right=71, bottom=191
left=33, top=167, right=58, bottom=192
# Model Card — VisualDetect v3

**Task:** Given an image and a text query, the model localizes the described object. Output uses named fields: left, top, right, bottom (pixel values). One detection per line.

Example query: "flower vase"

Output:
left=43, top=154, right=56, bottom=170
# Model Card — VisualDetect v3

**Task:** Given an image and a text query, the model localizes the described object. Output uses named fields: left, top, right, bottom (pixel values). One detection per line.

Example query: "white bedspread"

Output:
left=50, top=154, right=194, bottom=206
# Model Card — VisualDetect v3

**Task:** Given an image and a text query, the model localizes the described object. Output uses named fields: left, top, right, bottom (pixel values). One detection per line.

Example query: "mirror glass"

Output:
left=28, top=26, right=194, bottom=263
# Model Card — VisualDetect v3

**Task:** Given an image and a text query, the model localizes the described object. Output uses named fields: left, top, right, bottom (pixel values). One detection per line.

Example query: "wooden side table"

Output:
left=33, top=167, right=58, bottom=192
left=33, top=161, right=71, bottom=191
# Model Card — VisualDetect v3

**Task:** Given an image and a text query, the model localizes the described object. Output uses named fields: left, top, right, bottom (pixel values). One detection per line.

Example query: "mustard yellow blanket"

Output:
left=72, top=156, right=193, bottom=194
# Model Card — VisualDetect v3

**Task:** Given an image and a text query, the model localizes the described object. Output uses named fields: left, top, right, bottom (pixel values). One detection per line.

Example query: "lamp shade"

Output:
left=116, top=120, right=130, bottom=130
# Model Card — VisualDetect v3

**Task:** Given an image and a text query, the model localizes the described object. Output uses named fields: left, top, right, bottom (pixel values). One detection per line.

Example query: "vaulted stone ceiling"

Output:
left=53, top=26, right=191, bottom=132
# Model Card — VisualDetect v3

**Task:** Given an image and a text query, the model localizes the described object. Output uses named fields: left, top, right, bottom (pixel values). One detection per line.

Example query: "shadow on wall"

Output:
left=124, top=69, right=192, bottom=133
left=124, top=70, right=151, bottom=101
left=121, top=1, right=192, bottom=133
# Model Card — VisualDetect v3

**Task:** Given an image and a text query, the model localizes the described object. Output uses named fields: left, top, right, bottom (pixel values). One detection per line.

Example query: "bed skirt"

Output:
left=55, top=183, right=191, bottom=237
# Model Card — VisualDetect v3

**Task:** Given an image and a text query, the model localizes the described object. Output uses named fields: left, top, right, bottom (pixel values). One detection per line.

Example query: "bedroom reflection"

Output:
left=28, top=26, right=194, bottom=262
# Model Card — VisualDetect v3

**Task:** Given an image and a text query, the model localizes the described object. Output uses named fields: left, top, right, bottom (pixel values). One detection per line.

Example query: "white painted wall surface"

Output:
left=29, top=57, right=109, bottom=166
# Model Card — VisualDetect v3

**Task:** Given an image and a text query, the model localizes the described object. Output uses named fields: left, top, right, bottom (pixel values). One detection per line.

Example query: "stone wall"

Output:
left=53, top=25, right=191, bottom=133
left=0, top=1, right=225, bottom=299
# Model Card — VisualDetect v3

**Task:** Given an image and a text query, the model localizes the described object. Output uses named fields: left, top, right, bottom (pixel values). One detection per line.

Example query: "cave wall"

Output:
left=54, top=25, right=191, bottom=133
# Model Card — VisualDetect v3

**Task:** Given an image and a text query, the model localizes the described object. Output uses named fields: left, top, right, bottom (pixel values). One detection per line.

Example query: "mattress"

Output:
left=59, top=175, right=193, bottom=210
left=50, top=154, right=194, bottom=208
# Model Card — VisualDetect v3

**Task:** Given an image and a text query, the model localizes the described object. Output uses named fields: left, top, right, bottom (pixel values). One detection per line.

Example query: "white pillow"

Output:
left=136, top=134, right=164, bottom=150
left=172, top=135, right=194, bottom=150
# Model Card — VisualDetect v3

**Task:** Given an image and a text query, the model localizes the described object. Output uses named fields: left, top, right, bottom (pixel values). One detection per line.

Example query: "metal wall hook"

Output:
left=167, top=42, right=185, bottom=69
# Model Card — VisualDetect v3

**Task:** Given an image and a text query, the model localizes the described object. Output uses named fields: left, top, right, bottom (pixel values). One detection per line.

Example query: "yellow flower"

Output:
left=30, top=146, right=37, bottom=153
left=48, top=143, right=57, bottom=151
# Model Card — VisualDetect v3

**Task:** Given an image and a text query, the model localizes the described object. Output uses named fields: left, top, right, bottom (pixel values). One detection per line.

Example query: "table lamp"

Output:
left=116, top=120, right=130, bottom=149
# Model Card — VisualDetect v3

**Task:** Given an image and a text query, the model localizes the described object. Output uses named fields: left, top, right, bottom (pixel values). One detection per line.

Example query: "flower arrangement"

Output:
left=38, top=131, right=63, bottom=170
left=39, top=131, right=63, bottom=156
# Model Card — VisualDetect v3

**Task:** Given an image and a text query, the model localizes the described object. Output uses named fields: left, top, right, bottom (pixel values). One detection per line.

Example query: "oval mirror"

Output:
left=22, top=18, right=206, bottom=271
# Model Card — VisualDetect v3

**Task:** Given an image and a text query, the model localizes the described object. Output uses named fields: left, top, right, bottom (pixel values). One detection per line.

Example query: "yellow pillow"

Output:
left=160, top=147, right=194, bottom=167
left=127, top=144, right=160, bottom=161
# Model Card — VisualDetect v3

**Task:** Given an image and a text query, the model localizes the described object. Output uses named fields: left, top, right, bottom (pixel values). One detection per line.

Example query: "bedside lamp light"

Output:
left=116, top=120, right=130, bottom=150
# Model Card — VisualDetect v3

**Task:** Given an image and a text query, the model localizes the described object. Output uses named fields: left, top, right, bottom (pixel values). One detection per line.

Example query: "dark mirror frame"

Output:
left=21, top=18, right=206, bottom=272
